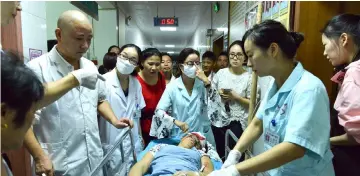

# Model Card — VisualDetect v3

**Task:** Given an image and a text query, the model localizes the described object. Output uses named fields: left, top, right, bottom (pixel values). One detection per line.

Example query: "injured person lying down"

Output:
left=129, top=132, right=214, bottom=176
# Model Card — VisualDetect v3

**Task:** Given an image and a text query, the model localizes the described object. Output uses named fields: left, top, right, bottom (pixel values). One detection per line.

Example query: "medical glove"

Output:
left=71, top=68, right=105, bottom=90
left=222, top=150, right=242, bottom=169
left=209, top=165, right=240, bottom=176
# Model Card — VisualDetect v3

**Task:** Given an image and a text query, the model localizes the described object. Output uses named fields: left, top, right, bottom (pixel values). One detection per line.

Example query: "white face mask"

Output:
left=116, top=57, right=135, bottom=75
left=182, top=64, right=197, bottom=78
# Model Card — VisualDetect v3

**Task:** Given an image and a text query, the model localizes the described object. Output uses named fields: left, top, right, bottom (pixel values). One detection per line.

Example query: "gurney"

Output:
left=225, top=129, right=270, bottom=176
left=90, top=127, right=136, bottom=176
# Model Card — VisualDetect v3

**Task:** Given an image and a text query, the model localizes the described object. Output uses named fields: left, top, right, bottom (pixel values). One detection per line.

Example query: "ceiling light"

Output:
left=160, top=27, right=177, bottom=31
left=168, top=51, right=175, bottom=54
left=165, top=45, right=175, bottom=48
left=217, top=27, right=228, bottom=32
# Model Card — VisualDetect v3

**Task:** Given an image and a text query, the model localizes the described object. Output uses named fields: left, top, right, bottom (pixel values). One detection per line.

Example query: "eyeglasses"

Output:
left=119, top=53, right=138, bottom=66
left=229, top=53, right=244, bottom=59
left=184, top=61, right=201, bottom=66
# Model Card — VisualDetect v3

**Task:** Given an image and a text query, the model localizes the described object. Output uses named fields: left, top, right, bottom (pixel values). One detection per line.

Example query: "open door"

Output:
left=212, top=36, right=224, bottom=58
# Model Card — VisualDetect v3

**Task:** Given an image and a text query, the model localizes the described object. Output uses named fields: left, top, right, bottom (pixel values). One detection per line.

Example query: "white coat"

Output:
left=99, top=70, right=145, bottom=175
left=27, top=46, right=105, bottom=176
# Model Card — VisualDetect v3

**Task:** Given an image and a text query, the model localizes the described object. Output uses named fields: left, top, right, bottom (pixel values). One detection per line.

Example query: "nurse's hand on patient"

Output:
left=222, top=150, right=242, bottom=169
left=175, top=120, right=189, bottom=133
left=34, top=155, right=54, bottom=176
left=208, top=165, right=240, bottom=176
left=70, top=68, right=106, bottom=90
left=112, top=118, right=134, bottom=129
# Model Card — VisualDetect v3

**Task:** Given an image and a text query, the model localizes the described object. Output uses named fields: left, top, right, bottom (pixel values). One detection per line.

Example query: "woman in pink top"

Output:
left=321, top=13, right=360, bottom=176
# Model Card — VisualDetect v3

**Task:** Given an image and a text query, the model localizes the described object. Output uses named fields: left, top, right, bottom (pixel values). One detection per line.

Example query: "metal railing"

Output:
left=90, top=127, right=136, bottom=176
left=225, top=129, right=270, bottom=176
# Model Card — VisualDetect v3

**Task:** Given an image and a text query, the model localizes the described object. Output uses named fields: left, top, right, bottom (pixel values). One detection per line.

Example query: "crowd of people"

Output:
left=1, top=3, right=359, bottom=176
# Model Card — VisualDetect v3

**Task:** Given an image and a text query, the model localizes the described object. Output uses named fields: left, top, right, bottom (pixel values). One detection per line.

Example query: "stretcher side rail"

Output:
left=90, top=127, right=136, bottom=176
left=225, top=129, right=270, bottom=176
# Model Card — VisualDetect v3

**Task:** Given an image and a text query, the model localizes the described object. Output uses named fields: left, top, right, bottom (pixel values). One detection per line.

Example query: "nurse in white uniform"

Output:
left=99, top=44, right=145, bottom=175
left=210, top=20, right=335, bottom=176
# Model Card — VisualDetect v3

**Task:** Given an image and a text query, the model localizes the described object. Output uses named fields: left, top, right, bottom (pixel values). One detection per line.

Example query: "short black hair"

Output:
left=1, top=51, right=44, bottom=127
left=202, top=51, right=216, bottom=62
left=103, top=52, right=117, bottom=71
left=219, top=51, right=228, bottom=58
left=244, top=20, right=304, bottom=59
left=140, top=48, right=162, bottom=70
left=108, top=45, right=120, bottom=53
left=161, top=52, right=172, bottom=60
left=119, top=44, right=142, bottom=76
left=47, top=40, right=57, bottom=52
left=321, top=13, right=360, bottom=71
left=174, top=48, right=200, bottom=78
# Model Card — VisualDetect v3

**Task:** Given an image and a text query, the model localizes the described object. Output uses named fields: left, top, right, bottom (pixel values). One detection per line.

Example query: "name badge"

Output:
left=264, top=129, right=280, bottom=147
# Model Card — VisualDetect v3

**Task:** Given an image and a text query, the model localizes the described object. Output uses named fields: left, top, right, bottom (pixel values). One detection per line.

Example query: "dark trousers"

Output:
left=211, top=121, right=244, bottom=162
left=331, top=146, right=360, bottom=176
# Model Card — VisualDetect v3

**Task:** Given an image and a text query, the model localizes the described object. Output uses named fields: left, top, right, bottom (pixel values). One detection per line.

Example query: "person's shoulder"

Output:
left=298, top=70, right=327, bottom=91
left=81, top=57, right=97, bottom=69
left=345, top=60, right=360, bottom=82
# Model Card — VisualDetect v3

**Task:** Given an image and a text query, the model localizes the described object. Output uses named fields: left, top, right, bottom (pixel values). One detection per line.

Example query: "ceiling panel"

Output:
left=118, top=1, right=210, bottom=53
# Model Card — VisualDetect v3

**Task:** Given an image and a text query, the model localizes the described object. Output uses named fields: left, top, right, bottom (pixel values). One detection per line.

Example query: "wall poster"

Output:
left=29, top=48, right=42, bottom=60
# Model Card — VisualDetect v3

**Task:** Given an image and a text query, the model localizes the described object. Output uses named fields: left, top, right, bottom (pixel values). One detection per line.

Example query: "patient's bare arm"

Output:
left=129, top=152, right=154, bottom=176
left=200, top=156, right=214, bottom=175
left=173, top=155, right=214, bottom=176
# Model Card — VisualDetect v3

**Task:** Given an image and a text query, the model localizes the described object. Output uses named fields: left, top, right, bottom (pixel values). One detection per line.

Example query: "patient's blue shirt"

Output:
left=148, top=144, right=206, bottom=176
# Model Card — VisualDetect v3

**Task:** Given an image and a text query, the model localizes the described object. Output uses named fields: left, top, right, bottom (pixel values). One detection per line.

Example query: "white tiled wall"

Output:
left=21, top=1, right=47, bottom=63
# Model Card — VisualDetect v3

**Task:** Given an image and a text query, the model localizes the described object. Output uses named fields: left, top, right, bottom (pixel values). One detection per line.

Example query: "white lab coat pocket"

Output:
left=40, top=141, right=68, bottom=174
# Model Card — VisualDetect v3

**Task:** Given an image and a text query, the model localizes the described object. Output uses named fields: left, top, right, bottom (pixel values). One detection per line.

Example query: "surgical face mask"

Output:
left=182, top=64, right=197, bottom=78
left=116, top=57, right=135, bottom=75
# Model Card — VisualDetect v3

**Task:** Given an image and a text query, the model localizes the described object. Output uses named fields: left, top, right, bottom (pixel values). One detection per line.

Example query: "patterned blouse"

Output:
left=207, top=68, right=260, bottom=130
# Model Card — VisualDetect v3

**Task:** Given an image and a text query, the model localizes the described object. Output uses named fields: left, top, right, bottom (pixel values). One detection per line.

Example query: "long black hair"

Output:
left=321, top=13, right=360, bottom=72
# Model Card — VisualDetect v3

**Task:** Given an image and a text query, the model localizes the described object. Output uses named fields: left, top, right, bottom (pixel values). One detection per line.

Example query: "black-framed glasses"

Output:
left=119, top=53, right=138, bottom=66
left=229, top=53, right=244, bottom=59
left=184, top=61, right=201, bottom=66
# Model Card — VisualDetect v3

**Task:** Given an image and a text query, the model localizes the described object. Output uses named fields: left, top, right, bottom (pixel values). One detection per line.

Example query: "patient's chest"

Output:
left=150, top=145, right=201, bottom=176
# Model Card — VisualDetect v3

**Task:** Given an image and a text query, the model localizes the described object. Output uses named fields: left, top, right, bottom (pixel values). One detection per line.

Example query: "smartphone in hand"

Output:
left=223, top=89, right=231, bottom=94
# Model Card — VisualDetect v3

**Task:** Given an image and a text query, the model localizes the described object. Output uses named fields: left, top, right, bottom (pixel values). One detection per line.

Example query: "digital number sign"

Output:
left=154, top=17, right=178, bottom=27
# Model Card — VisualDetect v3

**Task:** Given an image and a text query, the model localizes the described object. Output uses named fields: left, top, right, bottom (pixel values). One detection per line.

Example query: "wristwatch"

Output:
left=204, top=82, right=211, bottom=88
left=173, top=118, right=176, bottom=124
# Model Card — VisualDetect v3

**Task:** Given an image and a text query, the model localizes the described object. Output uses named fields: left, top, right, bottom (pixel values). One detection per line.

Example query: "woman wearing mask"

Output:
left=197, top=40, right=260, bottom=160
left=210, top=20, right=335, bottom=176
left=321, top=14, right=360, bottom=176
left=137, top=48, right=166, bottom=146
left=98, top=44, right=145, bottom=175
left=154, top=48, right=216, bottom=147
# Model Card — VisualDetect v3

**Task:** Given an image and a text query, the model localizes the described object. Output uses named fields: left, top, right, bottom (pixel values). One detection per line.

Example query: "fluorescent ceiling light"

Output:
left=217, top=27, right=228, bottom=32
left=168, top=51, right=175, bottom=54
left=160, top=27, right=177, bottom=31
left=165, top=45, right=175, bottom=48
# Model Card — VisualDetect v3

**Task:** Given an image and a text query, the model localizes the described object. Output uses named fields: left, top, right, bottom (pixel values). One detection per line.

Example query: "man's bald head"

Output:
left=57, top=10, right=92, bottom=32
left=55, top=10, right=93, bottom=62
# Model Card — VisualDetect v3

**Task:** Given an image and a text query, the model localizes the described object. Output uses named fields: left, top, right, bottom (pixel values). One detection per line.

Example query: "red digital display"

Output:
left=154, top=17, right=178, bottom=26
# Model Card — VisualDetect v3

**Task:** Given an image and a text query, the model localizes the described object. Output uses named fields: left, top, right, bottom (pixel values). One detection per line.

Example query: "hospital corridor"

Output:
left=1, top=1, right=360, bottom=176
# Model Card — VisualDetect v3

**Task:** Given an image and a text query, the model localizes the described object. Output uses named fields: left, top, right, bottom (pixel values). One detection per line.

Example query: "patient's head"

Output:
left=179, top=132, right=206, bottom=150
